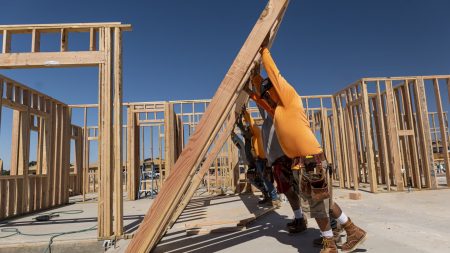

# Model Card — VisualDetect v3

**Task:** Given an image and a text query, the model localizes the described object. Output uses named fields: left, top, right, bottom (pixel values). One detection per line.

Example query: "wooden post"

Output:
left=89, top=28, right=97, bottom=51
left=113, top=27, right=124, bottom=236
left=126, top=106, right=139, bottom=200
left=413, top=78, right=436, bottom=189
left=2, top=30, right=11, bottom=53
left=361, top=81, right=377, bottom=192
left=164, top=102, right=176, bottom=181
left=60, top=29, right=68, bottom=52
left=83, top=107, right=88, bottom=201
left=344, top=91, right=359, bottom=190
left=10, top=110, right=21, bottom=176
left=31, top=29, right=41, bottom=53
left=401, top=82, right=421, bottom=189
left=433, top=79, right=450, bottom=186
left=98, top=27, right=114, bottom=238
left=385, top=80, right=404, bottom=191
left=332, top=97, right=344, bottom=188
left=19, top=109, right=31, bottom=212
left=376, top=82, right=391, bottom=190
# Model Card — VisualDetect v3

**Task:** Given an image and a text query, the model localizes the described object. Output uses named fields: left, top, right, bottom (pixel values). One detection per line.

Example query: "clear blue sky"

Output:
left=1, top=0, right=450, bottom=169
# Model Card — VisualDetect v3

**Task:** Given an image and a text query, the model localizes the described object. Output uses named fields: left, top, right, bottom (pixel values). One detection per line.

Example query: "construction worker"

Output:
left=240, top=108, right=281, bottom=207
left=256, top=103, right=307, bottom=233
left=231, top=130, right=267, bottom=198
left=253, top=47, right=367, bottom=253
left=251, top=84, right=341, bottom=238
left=234, top=115, right=280, bottom=207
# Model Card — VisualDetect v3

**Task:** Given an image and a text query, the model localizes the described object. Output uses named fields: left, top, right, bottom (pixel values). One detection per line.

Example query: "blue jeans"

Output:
left=255, top=159, right=278, bottom=200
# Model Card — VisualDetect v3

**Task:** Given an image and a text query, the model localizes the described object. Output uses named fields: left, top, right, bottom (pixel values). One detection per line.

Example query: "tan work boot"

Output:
left=270, top=198, right=282, bottom=208
left=320, top=237, right=338, bottom=253
left=313, top=229, right=343, bottom=247
left=341, top=218, right=367, bottom=252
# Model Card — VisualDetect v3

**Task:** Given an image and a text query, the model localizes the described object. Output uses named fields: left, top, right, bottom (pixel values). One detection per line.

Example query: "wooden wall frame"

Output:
left=0, top=22, right=131, bottom=238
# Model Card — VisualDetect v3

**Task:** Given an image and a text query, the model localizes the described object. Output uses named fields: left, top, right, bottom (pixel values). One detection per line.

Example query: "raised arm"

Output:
left=261, top=47, right=290, bottom=106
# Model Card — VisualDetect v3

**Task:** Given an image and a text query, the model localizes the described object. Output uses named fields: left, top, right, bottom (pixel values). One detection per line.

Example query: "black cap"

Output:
left=260, top=78, right=273, bottom=98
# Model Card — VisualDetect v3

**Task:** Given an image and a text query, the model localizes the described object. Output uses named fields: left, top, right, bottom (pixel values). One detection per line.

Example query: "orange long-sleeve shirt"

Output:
left=261, top=48, right=322, bottom=158
left=243, top=110, right=266, bottom=159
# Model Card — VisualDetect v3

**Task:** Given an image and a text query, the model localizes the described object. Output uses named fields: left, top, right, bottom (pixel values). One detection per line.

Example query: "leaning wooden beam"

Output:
left=126, top=1, right=289, bottom=252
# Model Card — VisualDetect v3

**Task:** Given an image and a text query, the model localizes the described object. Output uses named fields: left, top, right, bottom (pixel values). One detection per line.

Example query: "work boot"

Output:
left=287, top=217, right=307, bottom=227
left=287, top=218, right=307, bottom=233
left=258, top=194, right=271, bottom=205
left=286, top=219, right=296, bottom=227
left=268, top=198, right=282, bottom=208
left=313, top=229, right=343, bottom=247
left=341, top=218, right=367, bottom=252
left=320, top=237, right=338, bottom=253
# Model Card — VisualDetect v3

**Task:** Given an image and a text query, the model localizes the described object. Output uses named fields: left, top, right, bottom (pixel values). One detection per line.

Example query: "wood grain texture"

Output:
left=126, top=1, right=290, bottom=252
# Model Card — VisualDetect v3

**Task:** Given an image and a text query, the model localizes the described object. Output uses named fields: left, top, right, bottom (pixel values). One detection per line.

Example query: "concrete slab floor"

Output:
left=0, top=193, right=153, bottom=253
left=3, top=187, right=450, bottom=253
left=112, top=188, right=450, bottom=253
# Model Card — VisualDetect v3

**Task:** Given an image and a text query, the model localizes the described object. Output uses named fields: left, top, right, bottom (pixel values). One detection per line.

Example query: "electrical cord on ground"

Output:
left=0, top=210, right=97, bottom=253
left=33, top=210, right=84, bottom=221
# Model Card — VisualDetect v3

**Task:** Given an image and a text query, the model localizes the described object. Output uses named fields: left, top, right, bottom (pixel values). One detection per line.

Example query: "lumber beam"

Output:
left=126, top=1, right=290, bottom=252
left=413, top=78, right=436, bottom=189
left=164, top=102, right=176, bottom=181
left=113, top=27, right=124, bottom=236
left=0, top=51, right=105, bottom=69
left=433, top=79, right=450, bottom=185
left=361, top=81, right=377, bottom=192
left=400, top=82, right=421, bottom=189
left=385, top=80, right=404, bottom=191
left=331, top=97, right=344, bottom=187
left=98, top=27, right=114, bottom=238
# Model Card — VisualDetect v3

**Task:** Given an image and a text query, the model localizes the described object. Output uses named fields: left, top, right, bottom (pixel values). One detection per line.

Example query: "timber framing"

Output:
left=333, top=75, right=450, bottom=192
left=0, top=22, right=131, bottom=239
left=126, top=1, right=290, bottom=252
left=0, top=75, right=77, bottom=220
left=1, top=8, right=449, bottom=253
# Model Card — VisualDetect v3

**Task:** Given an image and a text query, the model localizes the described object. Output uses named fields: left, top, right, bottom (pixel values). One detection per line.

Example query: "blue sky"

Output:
left=1, top=0, right=450, bottom=168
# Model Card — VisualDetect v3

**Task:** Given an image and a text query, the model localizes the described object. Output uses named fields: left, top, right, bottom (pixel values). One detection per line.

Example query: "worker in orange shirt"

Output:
left=253, top=47, right=367, bottom=253
left=250, top=80, right=342, bottom=242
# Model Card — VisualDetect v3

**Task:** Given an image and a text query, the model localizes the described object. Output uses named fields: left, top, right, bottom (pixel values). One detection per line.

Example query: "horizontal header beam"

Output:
left=0, top=22, right=132, bottom=33
left=0, top=51, right=104, bottom=69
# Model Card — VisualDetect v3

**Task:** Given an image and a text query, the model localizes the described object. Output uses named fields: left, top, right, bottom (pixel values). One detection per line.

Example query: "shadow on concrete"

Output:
left=153, top=194, right=324, bottom=253
left=154, top=209, right=322, bottom=253
left=0, top=214, right=144, bottom=228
